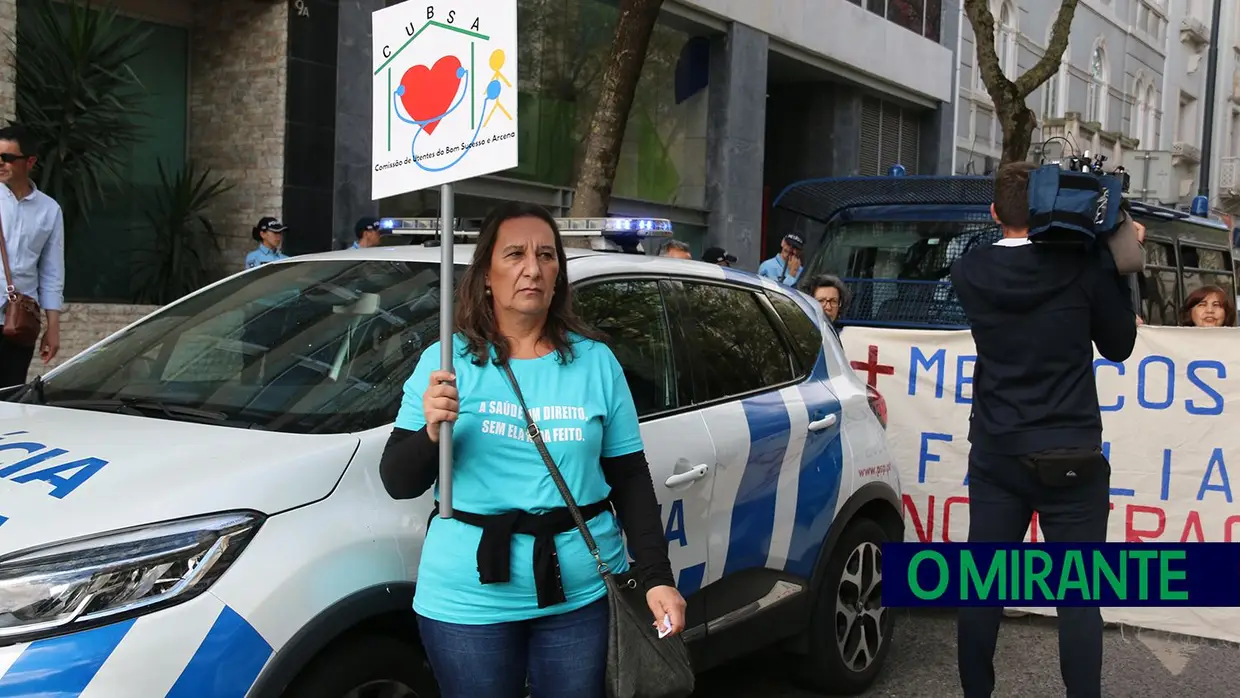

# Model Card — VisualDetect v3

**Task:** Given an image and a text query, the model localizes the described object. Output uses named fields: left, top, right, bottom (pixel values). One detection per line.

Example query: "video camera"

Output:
left=1028, top=136, right=1131, bottom=246
left=1030, top=137, right=1146, bottom=307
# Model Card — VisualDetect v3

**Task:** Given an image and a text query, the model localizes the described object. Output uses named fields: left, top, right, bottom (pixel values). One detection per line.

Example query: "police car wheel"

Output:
left=283, top=635, right=439, bottom=698
left=797, top=517, right=894, bottom=695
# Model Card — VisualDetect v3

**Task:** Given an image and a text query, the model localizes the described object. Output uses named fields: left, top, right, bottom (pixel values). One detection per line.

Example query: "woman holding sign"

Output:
left=378, top=202, right=686, bottom=698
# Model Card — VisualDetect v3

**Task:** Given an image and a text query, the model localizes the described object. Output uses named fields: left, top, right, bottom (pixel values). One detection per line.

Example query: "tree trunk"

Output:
left=568, top=0, right=664, bottom=217
left=963, top=0, right=1079, bottom=165
left=999, top=102, right=1037, bottom=165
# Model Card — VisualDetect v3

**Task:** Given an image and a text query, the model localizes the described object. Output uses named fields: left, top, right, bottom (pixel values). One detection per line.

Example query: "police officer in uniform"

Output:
left=352, top=217, right=382, bottom=249
left=245, top=217, right=288, bottom=269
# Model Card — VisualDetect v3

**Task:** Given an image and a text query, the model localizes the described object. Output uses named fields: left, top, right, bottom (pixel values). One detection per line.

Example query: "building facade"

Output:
left=954, top=0, right=1169, bottom=178
left=1203, top=0, right=1240, bottom=216
left=3, top=0, right=957, bottom=371
left=369, top=0, right=958, bottom=266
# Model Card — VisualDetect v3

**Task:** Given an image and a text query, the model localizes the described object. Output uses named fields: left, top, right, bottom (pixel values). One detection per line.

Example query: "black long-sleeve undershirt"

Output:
left=379, top=426, right=676, bottom=592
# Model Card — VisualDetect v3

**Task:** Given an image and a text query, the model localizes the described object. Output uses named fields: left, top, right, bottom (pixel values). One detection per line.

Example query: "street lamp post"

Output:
left=1194, top=0, right=1225, bottom=216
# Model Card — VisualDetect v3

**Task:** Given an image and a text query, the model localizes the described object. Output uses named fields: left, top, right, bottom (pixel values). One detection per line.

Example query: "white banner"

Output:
left=840, top=326, right=1240, bottom=642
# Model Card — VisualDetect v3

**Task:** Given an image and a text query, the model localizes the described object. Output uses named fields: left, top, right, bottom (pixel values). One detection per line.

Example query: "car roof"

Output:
left=275, top=244, right=795, bottom=293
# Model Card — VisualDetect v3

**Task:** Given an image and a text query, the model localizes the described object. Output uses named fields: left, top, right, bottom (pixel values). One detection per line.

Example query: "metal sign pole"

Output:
left=438, top=183, right=455, bottom=518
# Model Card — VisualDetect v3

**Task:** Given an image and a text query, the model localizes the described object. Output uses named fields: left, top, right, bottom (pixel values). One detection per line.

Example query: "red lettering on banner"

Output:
left=1226, top=515, right=1240, bottom=542
left=1125, top=505, right=1166, bottom=541
left=903, top=494, right=934, bottom=542
left=904, top=497, right=1235, bottom=543
left=1180, top=511, right=1206, bottom=542
left=942, top=496, right=968, bottom=542
left=850, top=344, right=895, bottom=389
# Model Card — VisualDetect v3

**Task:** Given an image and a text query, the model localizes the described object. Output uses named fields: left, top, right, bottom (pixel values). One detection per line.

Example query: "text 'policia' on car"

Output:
left=0, top=216, right=900, bottom=698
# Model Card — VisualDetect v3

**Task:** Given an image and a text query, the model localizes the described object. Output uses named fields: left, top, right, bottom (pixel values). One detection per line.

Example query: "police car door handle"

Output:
left=808, top=414, right=838, bottom=432
left=664, top=464, right=710, bottom=487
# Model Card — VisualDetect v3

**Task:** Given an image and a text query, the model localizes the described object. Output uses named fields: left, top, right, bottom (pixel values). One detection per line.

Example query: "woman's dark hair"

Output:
left=456, top=201, right=603, bottom=365
left=1179, top=284, right=1237, bottom=327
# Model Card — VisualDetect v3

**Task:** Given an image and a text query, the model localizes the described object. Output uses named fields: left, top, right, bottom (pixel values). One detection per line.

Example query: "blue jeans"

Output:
left=417, top=598, right=609, bottom=698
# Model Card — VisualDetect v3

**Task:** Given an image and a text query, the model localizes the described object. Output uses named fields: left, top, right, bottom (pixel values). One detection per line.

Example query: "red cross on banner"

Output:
left=850, top=344, right=895, bottom=389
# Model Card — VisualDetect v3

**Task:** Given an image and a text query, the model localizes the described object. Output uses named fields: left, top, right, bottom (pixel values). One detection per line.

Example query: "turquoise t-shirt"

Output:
left=398, top=333, right=645, bottom=625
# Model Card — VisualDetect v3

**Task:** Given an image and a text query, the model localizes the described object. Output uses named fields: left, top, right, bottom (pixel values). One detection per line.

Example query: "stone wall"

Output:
left=26, top=303, right=159, bottom=381
left=0, top=0, right=14, bottom=124
left=189, top=0, right=288, bottom=278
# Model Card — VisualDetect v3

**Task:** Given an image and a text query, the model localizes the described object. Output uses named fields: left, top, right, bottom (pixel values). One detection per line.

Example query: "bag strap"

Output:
left=0, top=209, right=13, bottom=294
left=499, top=361, right=612, bottom=577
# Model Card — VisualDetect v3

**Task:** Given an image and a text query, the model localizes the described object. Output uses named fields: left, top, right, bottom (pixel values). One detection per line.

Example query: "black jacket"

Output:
left=950, top=239, right=1137, bottom=456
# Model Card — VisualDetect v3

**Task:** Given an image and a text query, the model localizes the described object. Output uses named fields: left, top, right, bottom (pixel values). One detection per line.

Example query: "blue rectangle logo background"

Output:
left=883, top=543, right=1240, bottom=607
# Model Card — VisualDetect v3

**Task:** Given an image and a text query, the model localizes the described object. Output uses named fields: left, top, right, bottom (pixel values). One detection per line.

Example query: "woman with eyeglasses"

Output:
left=805, top=274, right=849, bottom=329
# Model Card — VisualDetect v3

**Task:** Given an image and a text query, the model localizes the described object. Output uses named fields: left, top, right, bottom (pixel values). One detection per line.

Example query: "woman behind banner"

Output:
left=1181, top=285, right=1237, bottom=328
left=378, top=202, right=686, bottom=698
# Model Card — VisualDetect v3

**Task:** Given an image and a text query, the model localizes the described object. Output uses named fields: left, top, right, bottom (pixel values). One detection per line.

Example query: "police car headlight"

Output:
left=0, top=511, right=262, bottom=643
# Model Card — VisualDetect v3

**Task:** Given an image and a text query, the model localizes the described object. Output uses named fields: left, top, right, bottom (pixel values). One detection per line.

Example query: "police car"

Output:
left=0, top=217, right=902, bottom=697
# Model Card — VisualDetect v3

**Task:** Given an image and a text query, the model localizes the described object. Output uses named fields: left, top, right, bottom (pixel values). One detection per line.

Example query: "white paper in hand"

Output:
left=657, top=614, right=673, bottom=639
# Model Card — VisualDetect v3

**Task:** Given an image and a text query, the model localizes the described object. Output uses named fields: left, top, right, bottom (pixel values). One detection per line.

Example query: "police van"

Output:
left=773, top=173, right=1239, bottom=329
left=0, top=218, right=901, bottom=697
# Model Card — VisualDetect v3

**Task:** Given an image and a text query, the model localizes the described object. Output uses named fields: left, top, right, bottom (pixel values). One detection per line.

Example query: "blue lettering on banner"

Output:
left=909, top=347, right=946, bottom=399
left=1137, top=356, right=1175, bottom=410
left=0, top=514, right=6, bottom=527
left=0, top=434, right=109, bottom=499
left=919, top=432, right=952, bottom=483
left=955, top=355, right=975, bottom=405
left=1094, top=359, right=1125, bottom=411
left=1161, top=449, right=1172, bottom=501
left=1186, top=360, right=1226, bottom=416
left=1197, top=448, right=1232, bottom=503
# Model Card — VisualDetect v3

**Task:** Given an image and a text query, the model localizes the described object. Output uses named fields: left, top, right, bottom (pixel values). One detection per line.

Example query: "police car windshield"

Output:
left=804, top=220, right=999, bottom=328
left=40, top=260, right=460, bottom=434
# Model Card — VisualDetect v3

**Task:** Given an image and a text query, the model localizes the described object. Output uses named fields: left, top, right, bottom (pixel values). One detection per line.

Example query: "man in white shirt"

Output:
left=0, top=125, right=64, bottom=386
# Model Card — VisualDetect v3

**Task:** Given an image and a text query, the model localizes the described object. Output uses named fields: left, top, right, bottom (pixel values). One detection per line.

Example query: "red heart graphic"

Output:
left=399, top=55, right=463, bottom=135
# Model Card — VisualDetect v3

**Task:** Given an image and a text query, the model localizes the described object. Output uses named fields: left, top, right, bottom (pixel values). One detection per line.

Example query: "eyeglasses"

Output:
left=820, top=298, right=840, bottom=307
left=0, top=153, right=30, bottom=164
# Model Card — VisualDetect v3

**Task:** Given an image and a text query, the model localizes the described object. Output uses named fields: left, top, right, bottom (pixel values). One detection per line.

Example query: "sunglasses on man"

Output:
left=0, top=153, right=31, bottom=164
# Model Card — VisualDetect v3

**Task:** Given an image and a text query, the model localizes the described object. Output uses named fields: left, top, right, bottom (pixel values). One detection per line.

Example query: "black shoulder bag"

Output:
left=500, top=362, right=695, bottom=698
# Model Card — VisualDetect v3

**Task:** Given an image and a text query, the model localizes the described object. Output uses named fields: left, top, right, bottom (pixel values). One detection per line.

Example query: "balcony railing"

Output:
left=1220, top=156, right=1240, bottom=192
left=1173, top=141, right=1203, bottom=163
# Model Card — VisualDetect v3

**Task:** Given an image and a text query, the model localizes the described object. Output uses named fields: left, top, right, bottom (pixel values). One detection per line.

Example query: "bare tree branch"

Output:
left=963, top=0, right=1012, bottom=101
left=1014, top=0, right=1079, bottom=97
left=963, top=0, right=1080, bottom=163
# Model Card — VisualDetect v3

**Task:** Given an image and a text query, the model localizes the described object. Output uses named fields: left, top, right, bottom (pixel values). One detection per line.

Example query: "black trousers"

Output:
left=957, top=447, right=1110, bottom=698
left=0, top=333, right=35, bottom=388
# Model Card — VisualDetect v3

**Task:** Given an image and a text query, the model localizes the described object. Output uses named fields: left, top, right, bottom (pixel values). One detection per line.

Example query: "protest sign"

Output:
left=840, top=326, right=1240, bottom=642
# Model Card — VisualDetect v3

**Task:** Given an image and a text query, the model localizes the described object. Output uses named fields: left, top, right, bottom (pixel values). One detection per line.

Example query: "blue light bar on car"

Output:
left=378, top=217, right=461, bottom=231
left=376, top=216, right=674, bottom=242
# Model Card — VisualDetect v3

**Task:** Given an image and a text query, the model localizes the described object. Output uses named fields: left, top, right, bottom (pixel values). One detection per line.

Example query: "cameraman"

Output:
left=950, top=161, right=1140, bottom=698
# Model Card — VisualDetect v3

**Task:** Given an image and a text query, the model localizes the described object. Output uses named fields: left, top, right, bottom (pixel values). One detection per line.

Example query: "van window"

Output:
left=805, top=220, right=997, bottom=327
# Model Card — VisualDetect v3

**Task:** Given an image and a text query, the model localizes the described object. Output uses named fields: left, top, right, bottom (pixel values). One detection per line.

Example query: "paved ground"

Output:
left=696, top=609, right=1240, bottom=697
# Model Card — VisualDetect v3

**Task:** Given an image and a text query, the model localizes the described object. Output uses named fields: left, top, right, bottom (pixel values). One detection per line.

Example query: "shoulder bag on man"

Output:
left=0, top=215, right=41, bottom=347
left=501, top=362, right=696, bottom=698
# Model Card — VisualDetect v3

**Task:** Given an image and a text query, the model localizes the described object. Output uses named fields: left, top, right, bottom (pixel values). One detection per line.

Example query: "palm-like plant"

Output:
left=130, top=161, right=233, bottom=305
left=14, top=0, right=151, bottom=237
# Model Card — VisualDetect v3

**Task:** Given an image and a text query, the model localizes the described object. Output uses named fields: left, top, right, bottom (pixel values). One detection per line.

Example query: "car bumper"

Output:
left=0, top=591, right=272, bottom=696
